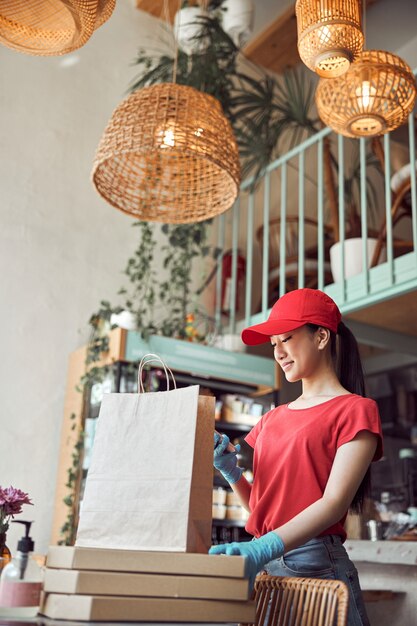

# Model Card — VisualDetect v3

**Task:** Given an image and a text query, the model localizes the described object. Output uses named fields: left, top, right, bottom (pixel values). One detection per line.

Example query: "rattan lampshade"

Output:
left=92, top=83, right=241, bottom=224
left=0, top=0, right=115, bottom=56
left=296, top=0, right=364, bottom=78
left=316, top=50, right=417, bottom=137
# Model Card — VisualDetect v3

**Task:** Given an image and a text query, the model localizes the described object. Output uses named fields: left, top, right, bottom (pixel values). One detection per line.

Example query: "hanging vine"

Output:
left=58, top=307, right=113, bottom=546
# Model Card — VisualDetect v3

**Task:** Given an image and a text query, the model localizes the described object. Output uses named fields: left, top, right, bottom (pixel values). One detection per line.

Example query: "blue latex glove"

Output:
left=213, top=432, right=243, bottom=485
left=209, top=532, right=285, bottom=590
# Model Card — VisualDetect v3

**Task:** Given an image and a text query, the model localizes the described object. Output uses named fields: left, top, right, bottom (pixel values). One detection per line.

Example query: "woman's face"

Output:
left=270, top=325, right=327, bottom=383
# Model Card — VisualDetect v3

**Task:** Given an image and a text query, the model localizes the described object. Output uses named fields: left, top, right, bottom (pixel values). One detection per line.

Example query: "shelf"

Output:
left=381, top=423, right=416, bottom=440
left=174, top=372, right=259, bottom=395
left=215, top=420, right=252, bottom=434
left=212, top=518, right=248, bottom=528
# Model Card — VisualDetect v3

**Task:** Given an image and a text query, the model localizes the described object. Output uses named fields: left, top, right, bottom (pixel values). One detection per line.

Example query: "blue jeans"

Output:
left=264, top=535, right=370, bottom=626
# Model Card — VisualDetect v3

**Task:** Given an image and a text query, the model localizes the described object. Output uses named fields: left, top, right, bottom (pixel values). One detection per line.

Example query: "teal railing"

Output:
left=213, top=75, right=417, bottom=334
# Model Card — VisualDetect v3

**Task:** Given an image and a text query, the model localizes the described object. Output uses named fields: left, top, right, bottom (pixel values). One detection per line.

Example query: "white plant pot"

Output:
left=222, top=0, right=254, bottom=46
left=213, top=333, right=245, bottom=352
left=110, top=310, right=137, bottom=331
left=173, top=7, right=208, bottom=55
left=329, top=237, right=387, bottom=283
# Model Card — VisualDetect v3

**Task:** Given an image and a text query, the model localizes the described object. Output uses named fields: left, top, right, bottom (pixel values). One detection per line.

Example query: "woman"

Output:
left=210, top=288, right=382, bottom=626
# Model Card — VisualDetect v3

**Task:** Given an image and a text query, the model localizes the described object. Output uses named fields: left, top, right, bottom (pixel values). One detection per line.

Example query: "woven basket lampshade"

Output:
left=92, top=83, right=241, bottom=224
left=296, top=0, right=364, bottom=78
left=0, top=0, right=115, bottom=56
left=316, top=50, right=417, bottom=138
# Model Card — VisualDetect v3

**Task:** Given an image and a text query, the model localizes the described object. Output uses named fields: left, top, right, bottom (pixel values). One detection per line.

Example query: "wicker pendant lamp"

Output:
left=296, top=0, right=364, bottom=78
left=91, top=83, right=241, bottom=224
left=316, top=50, right=417, bottom=137
left=0, top=0, right=115, bottom=56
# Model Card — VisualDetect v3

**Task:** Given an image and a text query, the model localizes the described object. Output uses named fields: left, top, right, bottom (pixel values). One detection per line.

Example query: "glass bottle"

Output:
left=0, top=521, right=43, bottom=618
left=0, top=533, right=11, bottom=573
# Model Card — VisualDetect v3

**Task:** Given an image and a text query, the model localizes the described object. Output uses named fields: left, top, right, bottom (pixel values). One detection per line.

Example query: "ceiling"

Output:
left=347, top=290, right=417, bottom=338
left=135, top=0, right=177, bottom=23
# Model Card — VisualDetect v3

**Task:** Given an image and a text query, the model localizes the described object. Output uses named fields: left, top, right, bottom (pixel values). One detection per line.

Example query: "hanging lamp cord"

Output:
left=362, top=0, right=366, bottom=49
left=172, top=0, right=182, bottom=84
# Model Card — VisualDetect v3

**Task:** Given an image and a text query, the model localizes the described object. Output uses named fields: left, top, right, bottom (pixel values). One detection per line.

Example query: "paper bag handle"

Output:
left=138, top=353, right=177, bottom=392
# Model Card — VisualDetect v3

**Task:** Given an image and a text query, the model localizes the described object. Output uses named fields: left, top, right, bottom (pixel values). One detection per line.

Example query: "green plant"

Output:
left=117, top=222, right=158, bottom=340
left=58, top=413, right=84, bottom=546
left=231, top=69, right=319, bottom=181
left=158, top=222, right=217, bottom=339
left=59, top=308, right=115, bottom=545
left=117, top=220, right=219, bottom=341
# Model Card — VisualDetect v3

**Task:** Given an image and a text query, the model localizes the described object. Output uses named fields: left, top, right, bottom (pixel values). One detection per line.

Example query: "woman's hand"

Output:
left=213, top=432, right=242, bottom=485
left=209, top=532, right=285, bottom=590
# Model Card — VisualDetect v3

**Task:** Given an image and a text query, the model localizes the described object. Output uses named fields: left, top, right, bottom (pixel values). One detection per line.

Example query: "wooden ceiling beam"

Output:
left=243, top=4, right=298, bottom=74
left=135, top=0, right=199, bottom=23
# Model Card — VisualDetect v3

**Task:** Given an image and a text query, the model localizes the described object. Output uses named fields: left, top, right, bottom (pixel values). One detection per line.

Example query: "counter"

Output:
left=345, top=540, right=417, bottom=626
left=0, top=621, right=236, bottom=626
left=345, top=539, right=417, bottom=565
left=2, top=543, right=416, bottom=626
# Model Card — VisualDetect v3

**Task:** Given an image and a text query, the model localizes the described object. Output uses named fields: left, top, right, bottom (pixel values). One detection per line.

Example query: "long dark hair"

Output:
left=307, top=321, right=370, bottom=513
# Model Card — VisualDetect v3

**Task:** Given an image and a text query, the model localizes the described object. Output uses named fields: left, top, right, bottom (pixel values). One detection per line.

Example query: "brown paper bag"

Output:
left=76, top=354, right=214, bottom=553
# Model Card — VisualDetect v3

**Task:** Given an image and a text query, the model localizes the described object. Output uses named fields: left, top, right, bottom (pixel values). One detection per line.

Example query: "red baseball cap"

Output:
left=241, top=288, right=341, bottom=346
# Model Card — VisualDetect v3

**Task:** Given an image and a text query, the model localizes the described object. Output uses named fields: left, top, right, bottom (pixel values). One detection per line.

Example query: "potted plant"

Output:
left=221, top=0, right=254, bottom=47
left=0, top=486, right=32, bottom=570
left=173, top=1, right=208, bottom=55
left=327, top=146, right=385, bottom=282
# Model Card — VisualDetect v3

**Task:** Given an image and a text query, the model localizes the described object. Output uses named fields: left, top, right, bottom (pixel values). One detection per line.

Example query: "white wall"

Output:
left=396, top=33, right=417, bottom=72
left=365, top=0, right=417, bottom=59
left=0, top=1, right=170, bottom=554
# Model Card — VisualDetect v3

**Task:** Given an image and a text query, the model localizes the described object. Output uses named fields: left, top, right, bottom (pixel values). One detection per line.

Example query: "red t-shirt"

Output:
left=244, top=394, right=383, bottom=541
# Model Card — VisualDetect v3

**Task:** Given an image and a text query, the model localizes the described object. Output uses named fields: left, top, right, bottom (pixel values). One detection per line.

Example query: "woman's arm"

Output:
left=210, top=430, right=378, bottom=590
left=230, top=474, right=252, bottom=512
left=275, top=430, right=378, bottom=551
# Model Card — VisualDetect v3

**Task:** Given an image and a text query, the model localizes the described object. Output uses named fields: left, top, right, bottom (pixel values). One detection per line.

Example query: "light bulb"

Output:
left=355, top=80, right=376, bottom=110
left=317, top=25, right=331, bottom=44
left=156, top=123, right=204, bottom=151
left=160, top=128, right=175, bottom=148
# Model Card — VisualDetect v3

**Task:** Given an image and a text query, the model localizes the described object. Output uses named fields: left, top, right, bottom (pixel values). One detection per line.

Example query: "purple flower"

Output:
left=0, top=486, right=32, bottom=532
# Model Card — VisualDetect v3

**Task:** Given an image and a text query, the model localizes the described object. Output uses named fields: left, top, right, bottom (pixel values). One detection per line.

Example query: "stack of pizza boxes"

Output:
left=40, top=545, right=255, bottom=622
